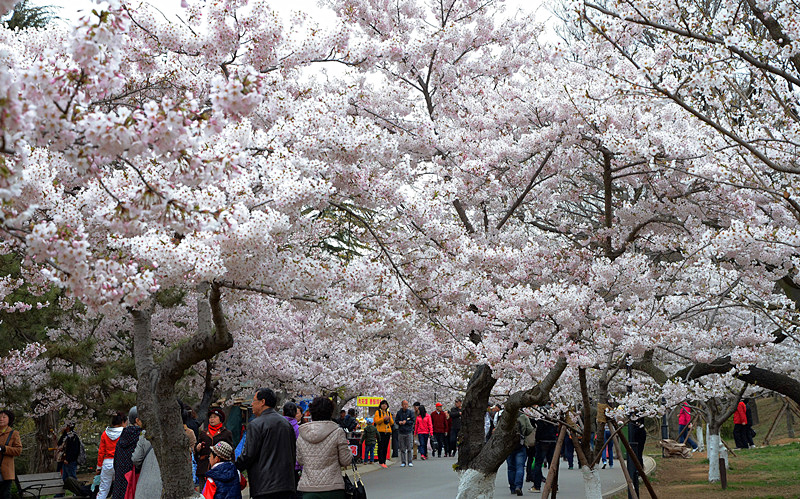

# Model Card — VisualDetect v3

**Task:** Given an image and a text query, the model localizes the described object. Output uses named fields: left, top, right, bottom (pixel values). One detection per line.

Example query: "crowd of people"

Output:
left=351, top=399, right=463, bottom=468
left=0, top=393, right=764, bottom=499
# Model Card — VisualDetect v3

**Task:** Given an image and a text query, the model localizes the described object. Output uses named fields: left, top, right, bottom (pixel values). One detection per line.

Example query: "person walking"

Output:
left=414, top=405, right=433, bottom=460
left=529, top=415, right=558, bottom=493
left=733, top=399, right=749, bottom=449
left=373, top=400, right=394, bottom=468
left=112, top=407, right=144, bottom=499
left=677, top=403, right=699, bottom=451
left=361, top=419, right=378, bottom=463
left=57, top=422, right=82, bottom=483
left=507, top=410, right=534, bottom=496
left=96, top=412, right=127, bottom=499
left=131, top=417, right=162, bottom=499
left=744, top=398, right=756, bottom=448
left=448, top=399, right=462, bottom=457
left=197, top=408, right=235, bottom=483
left=412, top=402, right=420, bottom=460
left=0, top=410, right=22, bottom=499
left=395, top=400, right=415, bottom=467
left=283, top=402, right=303, bottom=495
left=430, top=403, right=450, bottom=458
left=235, top=388, right=296, bottom=499
left=296, top=397, right=353, bottom=499
left=202, top=441, right=242, bottom=499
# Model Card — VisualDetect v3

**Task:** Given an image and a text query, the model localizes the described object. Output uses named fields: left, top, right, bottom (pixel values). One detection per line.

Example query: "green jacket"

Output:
left=361, top=424, right=378, bottom=446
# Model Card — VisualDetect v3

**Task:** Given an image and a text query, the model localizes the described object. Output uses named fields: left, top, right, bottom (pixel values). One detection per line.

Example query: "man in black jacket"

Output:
left=530, top=412, right=558, bottom=493
left=236, top=388, right=297, bottom=499
left=57, top=422, right=82, bottom=481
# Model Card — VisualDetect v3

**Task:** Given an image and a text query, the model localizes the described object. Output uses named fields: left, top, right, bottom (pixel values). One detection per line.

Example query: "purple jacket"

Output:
left=285, top=416, right=302, bottom=471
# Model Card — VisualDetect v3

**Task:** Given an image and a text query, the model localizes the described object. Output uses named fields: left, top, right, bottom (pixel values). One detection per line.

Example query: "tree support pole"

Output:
left=609, top=420, right=658, bottom=499
left=762, top=400, right=787, bottom=446
left=541, top=425, right=566, bottom=498
left=612, top=434, right=638, bottom=499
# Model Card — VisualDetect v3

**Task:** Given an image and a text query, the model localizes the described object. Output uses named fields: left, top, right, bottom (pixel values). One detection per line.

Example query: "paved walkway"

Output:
left=242, top=453, right=656, bottom=498
left=356, top=453, right=654, bottom=497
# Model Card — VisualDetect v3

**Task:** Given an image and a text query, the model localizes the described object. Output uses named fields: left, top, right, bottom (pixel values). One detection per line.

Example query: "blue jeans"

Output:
left=506, top=446, right=527, bottom=492
left=678, top=424, right=698, bottom=449
left=418, top=434, right=429, bottom=457
left=61, top=461, right=78, bottom=481
left=365, top=444, right=376, bottom=462
left=602, top=429, right=613, bottom=467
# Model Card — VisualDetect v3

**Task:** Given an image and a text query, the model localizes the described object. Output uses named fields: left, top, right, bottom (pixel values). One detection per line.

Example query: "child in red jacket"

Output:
left=95, top=412, right=126, bottom=499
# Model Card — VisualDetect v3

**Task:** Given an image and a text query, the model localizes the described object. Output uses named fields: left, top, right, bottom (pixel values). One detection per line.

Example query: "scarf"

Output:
left=208, top=423, right=223, bottom=439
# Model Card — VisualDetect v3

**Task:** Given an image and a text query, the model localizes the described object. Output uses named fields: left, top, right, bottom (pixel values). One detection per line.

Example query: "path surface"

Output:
left=357, top=453, right=631, bottom=497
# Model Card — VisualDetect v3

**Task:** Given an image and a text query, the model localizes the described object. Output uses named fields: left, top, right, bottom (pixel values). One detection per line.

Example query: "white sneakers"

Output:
left=400, top=463, right=406, bottom=467
left=409, top=462, right=414, bottom=467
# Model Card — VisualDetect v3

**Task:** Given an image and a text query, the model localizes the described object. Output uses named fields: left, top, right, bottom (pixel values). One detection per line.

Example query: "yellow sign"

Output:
left=357, top=396, right=383, bottom=407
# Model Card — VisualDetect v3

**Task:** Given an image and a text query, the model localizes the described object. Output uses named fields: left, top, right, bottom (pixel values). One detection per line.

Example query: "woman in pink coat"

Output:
left=414, top=405, right=433, bottom=460
left=678, top=403, right=699, bottom=451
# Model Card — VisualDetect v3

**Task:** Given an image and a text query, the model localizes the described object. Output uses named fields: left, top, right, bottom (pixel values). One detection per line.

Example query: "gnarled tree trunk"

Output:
left=32, top=410, right=58, bottom=473
left=455, top=358, right=567, bottom=499
left=132, top=283, right=234, bottom=499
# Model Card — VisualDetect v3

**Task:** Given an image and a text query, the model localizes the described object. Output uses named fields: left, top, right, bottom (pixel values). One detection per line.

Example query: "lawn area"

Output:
left=611, top=441, right=800, bottom=498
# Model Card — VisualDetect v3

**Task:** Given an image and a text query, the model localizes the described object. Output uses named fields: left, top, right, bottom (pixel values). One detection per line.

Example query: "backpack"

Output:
left=77, top=435, right=86, bottom=466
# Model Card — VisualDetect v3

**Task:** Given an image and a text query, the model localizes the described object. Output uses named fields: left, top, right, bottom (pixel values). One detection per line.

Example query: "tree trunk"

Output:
left=707, top=431, right=723, bottom=482
left=581, top=466, right=603, bottom=499
left=455, top=359, right=567, bottom=499
left=132, top=283, right=235, bottom=499
left=32, top=411, right=58, bottom=472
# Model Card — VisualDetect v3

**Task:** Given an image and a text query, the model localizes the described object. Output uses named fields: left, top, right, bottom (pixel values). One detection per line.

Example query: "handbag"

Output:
left=524, top=431, right=537, bottom=448
left=343, top=462, right=367, bottom=499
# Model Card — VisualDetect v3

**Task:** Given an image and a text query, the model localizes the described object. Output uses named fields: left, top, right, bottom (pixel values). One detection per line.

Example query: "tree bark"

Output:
left=32, top=411, right=58, bottom=473
left=132, top=283, right=234, bottom=499
left=455, top=358, right=567, bottom=499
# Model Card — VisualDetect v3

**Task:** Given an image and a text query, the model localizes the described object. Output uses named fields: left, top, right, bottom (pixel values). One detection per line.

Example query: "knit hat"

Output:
left=208, top=407, right=226, bottom=423
left=210, top=441, right=233, bottom=461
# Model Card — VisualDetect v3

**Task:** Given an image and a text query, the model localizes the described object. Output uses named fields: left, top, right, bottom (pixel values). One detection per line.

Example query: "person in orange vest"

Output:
left=374, top=400, right=394, bottom=468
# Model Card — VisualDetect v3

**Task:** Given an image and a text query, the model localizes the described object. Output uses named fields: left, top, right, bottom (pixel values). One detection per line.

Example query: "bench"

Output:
left=14, top=472, right=90, bottom=499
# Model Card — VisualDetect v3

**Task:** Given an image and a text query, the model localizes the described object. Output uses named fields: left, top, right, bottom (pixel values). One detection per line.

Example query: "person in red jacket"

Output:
left=430, top=403, right=451, bottom=458
left=732, top=400, right=749, bottom=449
left=96, top=412, right=127, bottom=499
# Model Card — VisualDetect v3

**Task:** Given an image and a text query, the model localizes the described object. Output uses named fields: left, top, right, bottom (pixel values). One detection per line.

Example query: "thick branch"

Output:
left=160, top=282, right=234, bottom=384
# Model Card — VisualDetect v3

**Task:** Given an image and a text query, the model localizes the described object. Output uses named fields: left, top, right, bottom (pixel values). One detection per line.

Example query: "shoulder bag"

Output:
left=343, top=461, right=367, bottom=499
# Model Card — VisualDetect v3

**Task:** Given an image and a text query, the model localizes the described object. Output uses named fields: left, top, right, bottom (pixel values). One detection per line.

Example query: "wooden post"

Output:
left=787, top=401, right=795, bottom=439
left=719, top=457, right=727, bottom=489
left=541, top=425, right=567, bottom=498
left=612, top=434, right=639, bottom=499
left=762, top=400, right=788, bottom=446
left=552, top=455, right=560, bottom=499
left=721, top=438, right=737, bottom=457
left=609, top=421, right=658, bottom=499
